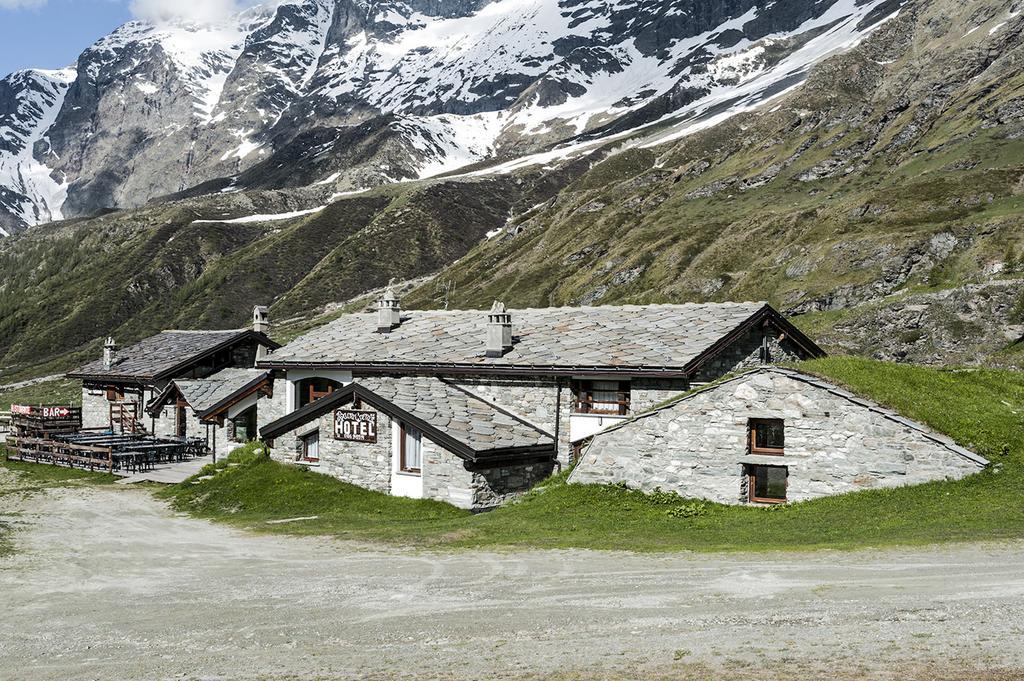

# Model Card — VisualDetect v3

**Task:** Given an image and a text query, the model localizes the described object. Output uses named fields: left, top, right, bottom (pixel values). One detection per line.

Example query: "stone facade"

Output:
left=472, top=462, right=555, bottom=508
left=266, top=398, right=551, bottom=511
left=144, top=385, right=283, bottom=458
left=570, top=370, right=985, bottom=504
left=80, top=384, right=152, bottom=430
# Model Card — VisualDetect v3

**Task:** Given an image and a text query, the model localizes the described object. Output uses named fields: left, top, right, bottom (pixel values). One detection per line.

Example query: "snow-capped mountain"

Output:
left=0, top=0, right=903, bottom=234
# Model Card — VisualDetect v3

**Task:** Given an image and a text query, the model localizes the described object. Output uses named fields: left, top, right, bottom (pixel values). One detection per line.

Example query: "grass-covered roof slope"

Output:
left=159, top=358, right=1024, bottom=553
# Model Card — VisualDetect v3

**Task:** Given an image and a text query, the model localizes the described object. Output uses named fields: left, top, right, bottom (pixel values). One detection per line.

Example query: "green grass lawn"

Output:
left=157, top=357, right=1024, bottom=552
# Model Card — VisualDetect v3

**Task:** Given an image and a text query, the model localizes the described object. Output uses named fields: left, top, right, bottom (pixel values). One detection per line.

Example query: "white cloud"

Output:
left=128, top=0, right=254, bottom=24
left=0, top=0, right=47, bottom=8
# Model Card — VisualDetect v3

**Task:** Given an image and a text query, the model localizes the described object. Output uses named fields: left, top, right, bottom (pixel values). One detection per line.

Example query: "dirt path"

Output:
left=1, top=482, right=1023, bottom=681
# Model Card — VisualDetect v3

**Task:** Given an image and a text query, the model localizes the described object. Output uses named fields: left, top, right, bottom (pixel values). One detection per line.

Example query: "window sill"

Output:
left=395, top=470, right=422, bottom=478
left=740, top=455, right=796, bottom=466
left=749, top=498, right=787, bottom=505
left=571, top=413, right=629, bottom=419
left=297, top=459, right=321, bottom=467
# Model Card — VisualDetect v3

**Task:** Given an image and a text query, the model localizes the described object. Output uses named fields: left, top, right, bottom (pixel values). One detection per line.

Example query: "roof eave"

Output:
left=256, top=361, right=693, bottom=378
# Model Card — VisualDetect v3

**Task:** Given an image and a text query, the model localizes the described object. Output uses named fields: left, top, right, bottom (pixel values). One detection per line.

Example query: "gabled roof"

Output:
left=260, top=377, right=555, bottom=466
left=260, top=302, right=823, bottom=377
left=146, top=368, right=271, bottom=422
left=585, top=367, right=988, bottom=467
left=67, top=330, right=280, bottom=383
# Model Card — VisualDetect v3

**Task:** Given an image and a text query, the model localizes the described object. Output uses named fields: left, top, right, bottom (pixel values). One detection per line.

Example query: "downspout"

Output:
left=553, top=377, right=562, bottom=471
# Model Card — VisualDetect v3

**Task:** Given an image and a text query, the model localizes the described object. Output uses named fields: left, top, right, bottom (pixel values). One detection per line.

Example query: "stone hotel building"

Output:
left=67, top=291, right=987, bottom=510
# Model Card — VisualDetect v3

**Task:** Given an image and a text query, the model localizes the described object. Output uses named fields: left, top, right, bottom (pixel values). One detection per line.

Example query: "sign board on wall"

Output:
left=10, top=405, right=74, bottom=419
left=334, top=410, right=378, bottom=443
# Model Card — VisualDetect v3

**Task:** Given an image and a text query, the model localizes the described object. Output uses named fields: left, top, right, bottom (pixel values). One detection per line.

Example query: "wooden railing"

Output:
left=110, top=402, right=147, bottom=435
left=6, top=435, right=115, bottom=473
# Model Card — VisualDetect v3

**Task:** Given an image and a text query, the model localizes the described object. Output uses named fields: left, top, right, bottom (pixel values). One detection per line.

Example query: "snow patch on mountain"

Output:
left=0, top=68, right=78, bottom=229
left=394, top=112, right=505, bottom=179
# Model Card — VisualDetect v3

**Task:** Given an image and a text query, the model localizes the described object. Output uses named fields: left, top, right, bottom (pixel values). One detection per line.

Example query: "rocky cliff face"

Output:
left=0, top=0, right=902, bottom=233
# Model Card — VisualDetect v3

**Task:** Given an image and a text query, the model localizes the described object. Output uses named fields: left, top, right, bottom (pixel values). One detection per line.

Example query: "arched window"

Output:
left=297, top=377, right=342, bottom=408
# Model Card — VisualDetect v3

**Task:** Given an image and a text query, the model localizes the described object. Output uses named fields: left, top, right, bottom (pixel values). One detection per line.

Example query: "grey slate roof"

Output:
left=357, top=376, right=553, bottom=453
left=173, top=368, right=269, bottom=415
left=260, top=376, right=554, bottom=459
left=68, top=330, right=273, bottom=381
left=264, top=302, right=770, bottom=371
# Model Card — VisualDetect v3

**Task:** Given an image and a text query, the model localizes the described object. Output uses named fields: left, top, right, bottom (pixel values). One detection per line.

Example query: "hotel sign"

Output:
left=334, top=410, right=378, bottom=443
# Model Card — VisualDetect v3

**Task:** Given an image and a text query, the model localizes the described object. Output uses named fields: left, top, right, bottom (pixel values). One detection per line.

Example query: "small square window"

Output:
left=749, top=418, right=784, bottom=455
left=749, top=465, right=787, bottom=503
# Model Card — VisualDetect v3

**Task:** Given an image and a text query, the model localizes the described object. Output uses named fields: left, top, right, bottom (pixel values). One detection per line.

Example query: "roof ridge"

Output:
left=161, top=328, right=247, bottom=334
left=362, top=301, right=769, bottom=315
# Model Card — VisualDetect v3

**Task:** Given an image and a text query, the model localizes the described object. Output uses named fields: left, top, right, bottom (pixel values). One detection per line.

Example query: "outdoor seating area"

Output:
left=6, top=432, right=209, bottom=474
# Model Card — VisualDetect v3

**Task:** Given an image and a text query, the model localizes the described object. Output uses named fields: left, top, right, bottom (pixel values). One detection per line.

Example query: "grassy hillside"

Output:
left=0, top=166, right=579, bottom=383
left=157, top=358, right=1024, bottom=552
left=403, top=0, right=1024, bottom=366
left=2, top=0, right=1022, bottom=385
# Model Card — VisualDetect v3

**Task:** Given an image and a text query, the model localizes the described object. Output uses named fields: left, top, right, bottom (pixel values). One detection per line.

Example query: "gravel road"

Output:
left=1, top=477, right=1023, bottom=680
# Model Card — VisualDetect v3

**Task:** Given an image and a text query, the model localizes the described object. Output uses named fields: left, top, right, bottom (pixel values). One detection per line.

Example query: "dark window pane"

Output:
left=754, top=466, right=787, bottom=500
left=755, top=420, right=785, bottom=450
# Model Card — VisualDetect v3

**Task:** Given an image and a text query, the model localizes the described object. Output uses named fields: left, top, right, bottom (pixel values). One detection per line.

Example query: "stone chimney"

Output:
left=253, top=305, right=270, bottom=334
left=103, top=337, right=117, bottom=371
left=486, top=301, right=513, bottom=358
left=377, top=284, right=402, bottom=333
left=253, top=306, right=271, bottom=362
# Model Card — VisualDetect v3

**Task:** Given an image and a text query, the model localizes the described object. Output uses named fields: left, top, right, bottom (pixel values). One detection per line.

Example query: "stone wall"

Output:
left=306, top=408, right=394, bottom=494
left=81, top=388, right=110, bottom=429
left=690, top=328, right=805, bottom=383
left=630, top=377, right=690, bottom=411
left=471, top=462, right=555, bottom=509
left=80, top=384, right=148, bottom=430
left=263, top=396, right=549, bottom=510
left=422, top=443, right=475, bottom=508
left=570, top=370, right=984, bottom=504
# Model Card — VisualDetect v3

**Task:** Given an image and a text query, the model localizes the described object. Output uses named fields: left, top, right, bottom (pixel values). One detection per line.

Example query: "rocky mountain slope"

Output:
left=1, top=0, right=901, bottom=233
left=401, top=0, right=1024, bottom=365
left=0, top=0, right=1021, bottom=384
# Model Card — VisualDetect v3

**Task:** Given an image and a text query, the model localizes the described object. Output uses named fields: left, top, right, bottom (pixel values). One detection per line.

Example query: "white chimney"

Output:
left=103, top=337, right=117, bottom=371
left=486, top=301, right=513, bottom=358
left=377, top=285, right=402, bottom=333
left=253, top=306, right=271, bottom=362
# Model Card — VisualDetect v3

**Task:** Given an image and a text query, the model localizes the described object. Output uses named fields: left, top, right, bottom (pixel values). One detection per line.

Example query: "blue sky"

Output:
left=0, top=0, right=132, bottom=77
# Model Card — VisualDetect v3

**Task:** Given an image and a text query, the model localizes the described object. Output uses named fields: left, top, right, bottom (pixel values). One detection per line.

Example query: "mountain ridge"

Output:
left=0, top=0, right=901, bottom=234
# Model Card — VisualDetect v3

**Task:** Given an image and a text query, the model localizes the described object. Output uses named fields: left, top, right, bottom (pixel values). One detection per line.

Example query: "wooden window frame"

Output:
left=748, top=464, right=788, bottom=504
left=399, top=424, right=422, bottom=475
left=300, top=430, right=320, bottom=463
left=297, top=377, right=341, bottom=408
left=106, top=386, right=125, bottom=402
left=573, top=380, right=631, bottom=416
left=749, top=418, right=785, bottom=456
